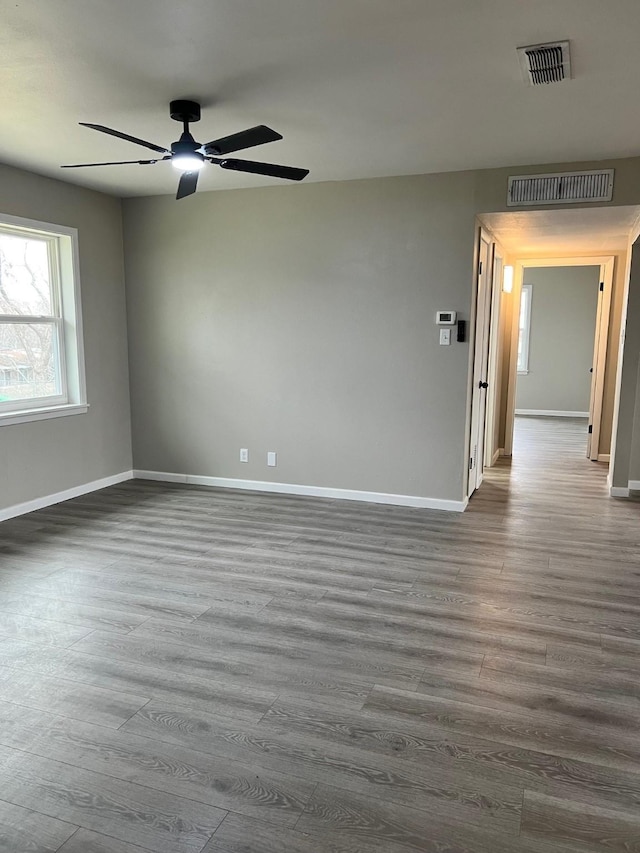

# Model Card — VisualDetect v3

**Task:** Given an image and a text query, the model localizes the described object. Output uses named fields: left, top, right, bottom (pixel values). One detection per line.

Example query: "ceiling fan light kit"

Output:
left=62, top=99, right=309, bottom=198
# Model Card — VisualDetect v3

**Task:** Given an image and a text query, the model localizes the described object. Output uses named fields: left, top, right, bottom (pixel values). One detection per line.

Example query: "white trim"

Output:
left=133, top=470, right=468, bottom=512
left=629, top=480, right=640, bottom=491
left=133, top=470, right=188, bottom=484
left=498, top=447, right=507, bottom=457
left=0, top=402, right=89, bottom=427
left=0, top=213, right=87, bottom=419
left=610, top=486, right=630, bottom=498
left=0, top=470, right=133, bottom=522
left=491, top=448, right=500, bottom=465
left=597, top=454, right=611, bottom=463
left=515, top=409, right=589, bottom=418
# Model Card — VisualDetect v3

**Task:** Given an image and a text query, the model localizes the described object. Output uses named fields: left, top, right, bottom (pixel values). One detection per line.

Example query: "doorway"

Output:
left=468, top=232, right=492, bottom=497
left=511, top=263, right=605, bottom=459
left=505, top=256, right=614, bottom=463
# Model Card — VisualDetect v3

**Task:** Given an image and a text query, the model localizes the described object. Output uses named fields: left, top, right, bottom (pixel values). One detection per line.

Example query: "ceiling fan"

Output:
left=62, top=100, right=309, bottom=199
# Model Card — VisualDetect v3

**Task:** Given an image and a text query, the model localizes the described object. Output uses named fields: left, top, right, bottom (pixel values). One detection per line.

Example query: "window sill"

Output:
left=0, top=402, right=89, bottom=427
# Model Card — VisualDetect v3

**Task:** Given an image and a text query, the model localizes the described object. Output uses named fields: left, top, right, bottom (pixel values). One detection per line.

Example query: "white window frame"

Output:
left=517, top=283, right=532, bottom=374
left=0, top=213, right=87, bottom=426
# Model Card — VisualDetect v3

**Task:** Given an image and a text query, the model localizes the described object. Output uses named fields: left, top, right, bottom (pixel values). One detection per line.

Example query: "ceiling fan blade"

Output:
left=216, top=158, right=309, bottom=181
left=61, top=157, right=169, bottom=168
left=80, top=123, right=169, bottom=154
left=203, top=125, right=282, bottom=156
left=176, top=170, right=199, bottom=199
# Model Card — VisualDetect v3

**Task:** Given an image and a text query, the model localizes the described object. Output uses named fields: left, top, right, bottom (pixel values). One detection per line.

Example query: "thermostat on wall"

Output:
left=436, top=311, right=457, bottom=325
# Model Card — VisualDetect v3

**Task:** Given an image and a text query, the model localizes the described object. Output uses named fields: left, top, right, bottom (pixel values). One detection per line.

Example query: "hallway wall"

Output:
left=515, top=265, right=600, bottom=414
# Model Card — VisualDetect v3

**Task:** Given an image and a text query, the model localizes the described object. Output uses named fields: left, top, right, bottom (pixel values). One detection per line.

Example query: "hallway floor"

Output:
left=0, top=419, right=639, bottom=852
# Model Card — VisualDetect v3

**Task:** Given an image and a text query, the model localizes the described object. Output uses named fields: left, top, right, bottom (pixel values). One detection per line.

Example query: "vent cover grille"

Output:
left=507, top=170, right=615, bottom=206
left=517, top=41, right=571, bottom=86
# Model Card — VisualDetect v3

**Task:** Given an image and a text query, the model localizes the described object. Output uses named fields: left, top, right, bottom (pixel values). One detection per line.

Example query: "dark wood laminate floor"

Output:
left=1, top=416, right=639, bottom=853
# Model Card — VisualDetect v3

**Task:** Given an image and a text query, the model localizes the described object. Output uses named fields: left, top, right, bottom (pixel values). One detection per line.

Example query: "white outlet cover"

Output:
left=267, top=451, right=277, bottom=467
left=240, top=448, right=249, bottom=463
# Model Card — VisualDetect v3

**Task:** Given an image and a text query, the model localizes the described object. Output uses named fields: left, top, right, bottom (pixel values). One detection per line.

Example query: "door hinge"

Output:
left=469, top=456, right=474, bottom=470
left=599, top=281, right=604, bottom=291
left=479, top=261, right=483, bottom=275
left=588, top=424, right=593, bottom=434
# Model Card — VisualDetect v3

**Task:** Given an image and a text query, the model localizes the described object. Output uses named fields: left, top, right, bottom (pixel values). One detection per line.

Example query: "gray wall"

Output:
left=124, top=173, right=477, bottom=502
left=123, top=155, right=640, bottom=504
left=0, top=163, right=132, bottom=512
left=516, top=265, right=600, bottom=413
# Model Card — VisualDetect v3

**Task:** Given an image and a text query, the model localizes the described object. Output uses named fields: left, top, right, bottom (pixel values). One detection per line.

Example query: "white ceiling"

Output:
left=479, top=206, right=640, bottom=255
left=3, top=0, right=640, bottom=197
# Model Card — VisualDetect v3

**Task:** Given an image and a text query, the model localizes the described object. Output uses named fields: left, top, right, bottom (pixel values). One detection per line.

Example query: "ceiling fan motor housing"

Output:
left=169, top=100, right=201, bottom=124
left=171, top=133, right=201, bottom=156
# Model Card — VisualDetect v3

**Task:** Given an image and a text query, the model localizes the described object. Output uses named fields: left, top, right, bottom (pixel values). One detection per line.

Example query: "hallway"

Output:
left=0, top=423, right=639, bottom=851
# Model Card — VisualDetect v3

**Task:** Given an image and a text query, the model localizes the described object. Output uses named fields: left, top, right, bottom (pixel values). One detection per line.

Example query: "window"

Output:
left=517, top=283, right=532, bottom=374
left=0, top=214, right=86, bottom=425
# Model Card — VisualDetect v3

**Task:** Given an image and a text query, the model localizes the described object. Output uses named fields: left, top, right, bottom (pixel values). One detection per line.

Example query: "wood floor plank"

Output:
left=364, top=685, right=640, bottom=774
left=0, top=798, right=77, bottom=853
left=0, top=416, right=638, bottom=851
left=259, top=695, right=640, bottom=816
left=0, top=639, right=278, bottom=723
left=202, top=811, right=422, bottom=853
left=521, top=790, right=640, bottom=852
left=68, top=631, right=374, bottom=709
left=0, top=612, right=91, bottom=647
left=414, top=668, right=640, bottom=731
left=16, top=714, right=314, bottom=827
left=0, top=592, right=150, bottom=634
left=0, top=665, right=149, bottom=729
left=481, top=654, right=640, bottom=706
left=127, top=617, right=429, bottom=691
left=57, top=828, right=153, bottom=853
left=120, top=699, right=521, bottom=830
left=295, top=783, right=561, bottom=853
left=0, top=745, right=225, bottom=853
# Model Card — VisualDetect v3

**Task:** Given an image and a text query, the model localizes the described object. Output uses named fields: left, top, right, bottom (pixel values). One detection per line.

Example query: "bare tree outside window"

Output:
left=0, top=233, right=60, bottom=403
left=0, top=214, right=85, bottom=424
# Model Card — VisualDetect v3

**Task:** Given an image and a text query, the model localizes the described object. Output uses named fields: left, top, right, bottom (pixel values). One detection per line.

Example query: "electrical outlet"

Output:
left=267, top=451, right=277, bottom=467
left=240, top=448, right=249, bottom=463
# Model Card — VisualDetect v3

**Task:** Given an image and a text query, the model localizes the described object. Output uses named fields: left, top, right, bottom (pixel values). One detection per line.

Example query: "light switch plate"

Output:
left=267, top=451, right=277, bottom=467
left=439, top=328, right=451, bottom=345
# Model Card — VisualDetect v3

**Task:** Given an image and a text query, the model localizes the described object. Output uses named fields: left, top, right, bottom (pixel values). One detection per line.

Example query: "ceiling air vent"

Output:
left=507, top=170, right=614, bottom=207
left=517, top=41, right=571, bottom=86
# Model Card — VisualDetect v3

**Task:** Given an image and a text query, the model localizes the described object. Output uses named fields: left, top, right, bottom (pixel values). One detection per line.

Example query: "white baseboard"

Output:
left=610, top=486, right=630, bottom=498
left=597, top=454, right=611, bottom=463
left=133, top=470, right=468, bottom=512
left=132, top=470, right=187, bottom=484
left=491, top=448, right=500, bottom=466
left=629, top=480, right=640, bottom=491
left=0, top=470, right=134, bottom=523
left=515, top=409, right=589, bottom=418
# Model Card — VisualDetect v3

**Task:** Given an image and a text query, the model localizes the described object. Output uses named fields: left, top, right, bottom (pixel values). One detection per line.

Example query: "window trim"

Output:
left=517, top=283, right=532, bottom=375
left=0, top=213, right=87, bottom=425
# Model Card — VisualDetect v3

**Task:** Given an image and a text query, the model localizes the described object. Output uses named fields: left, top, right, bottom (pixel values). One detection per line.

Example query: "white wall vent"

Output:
left=517, top=41, right=571, bottom=86
left=507, top=170, right=615, bottom=207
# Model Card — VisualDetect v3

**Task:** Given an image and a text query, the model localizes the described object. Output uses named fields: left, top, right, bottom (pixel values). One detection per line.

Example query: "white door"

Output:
left=586, top=264, right=613, bottom=461
left=468, top=235, right=492, bottom=496
left=484, top=253, right=503, bottom=468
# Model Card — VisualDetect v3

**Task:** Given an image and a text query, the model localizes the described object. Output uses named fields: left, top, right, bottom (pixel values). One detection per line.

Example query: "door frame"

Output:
left=467, top=230, right=494, bottom=498
left=484, top=249, right=504, bottom=468
left=503, top=255, right=615, bottom=460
